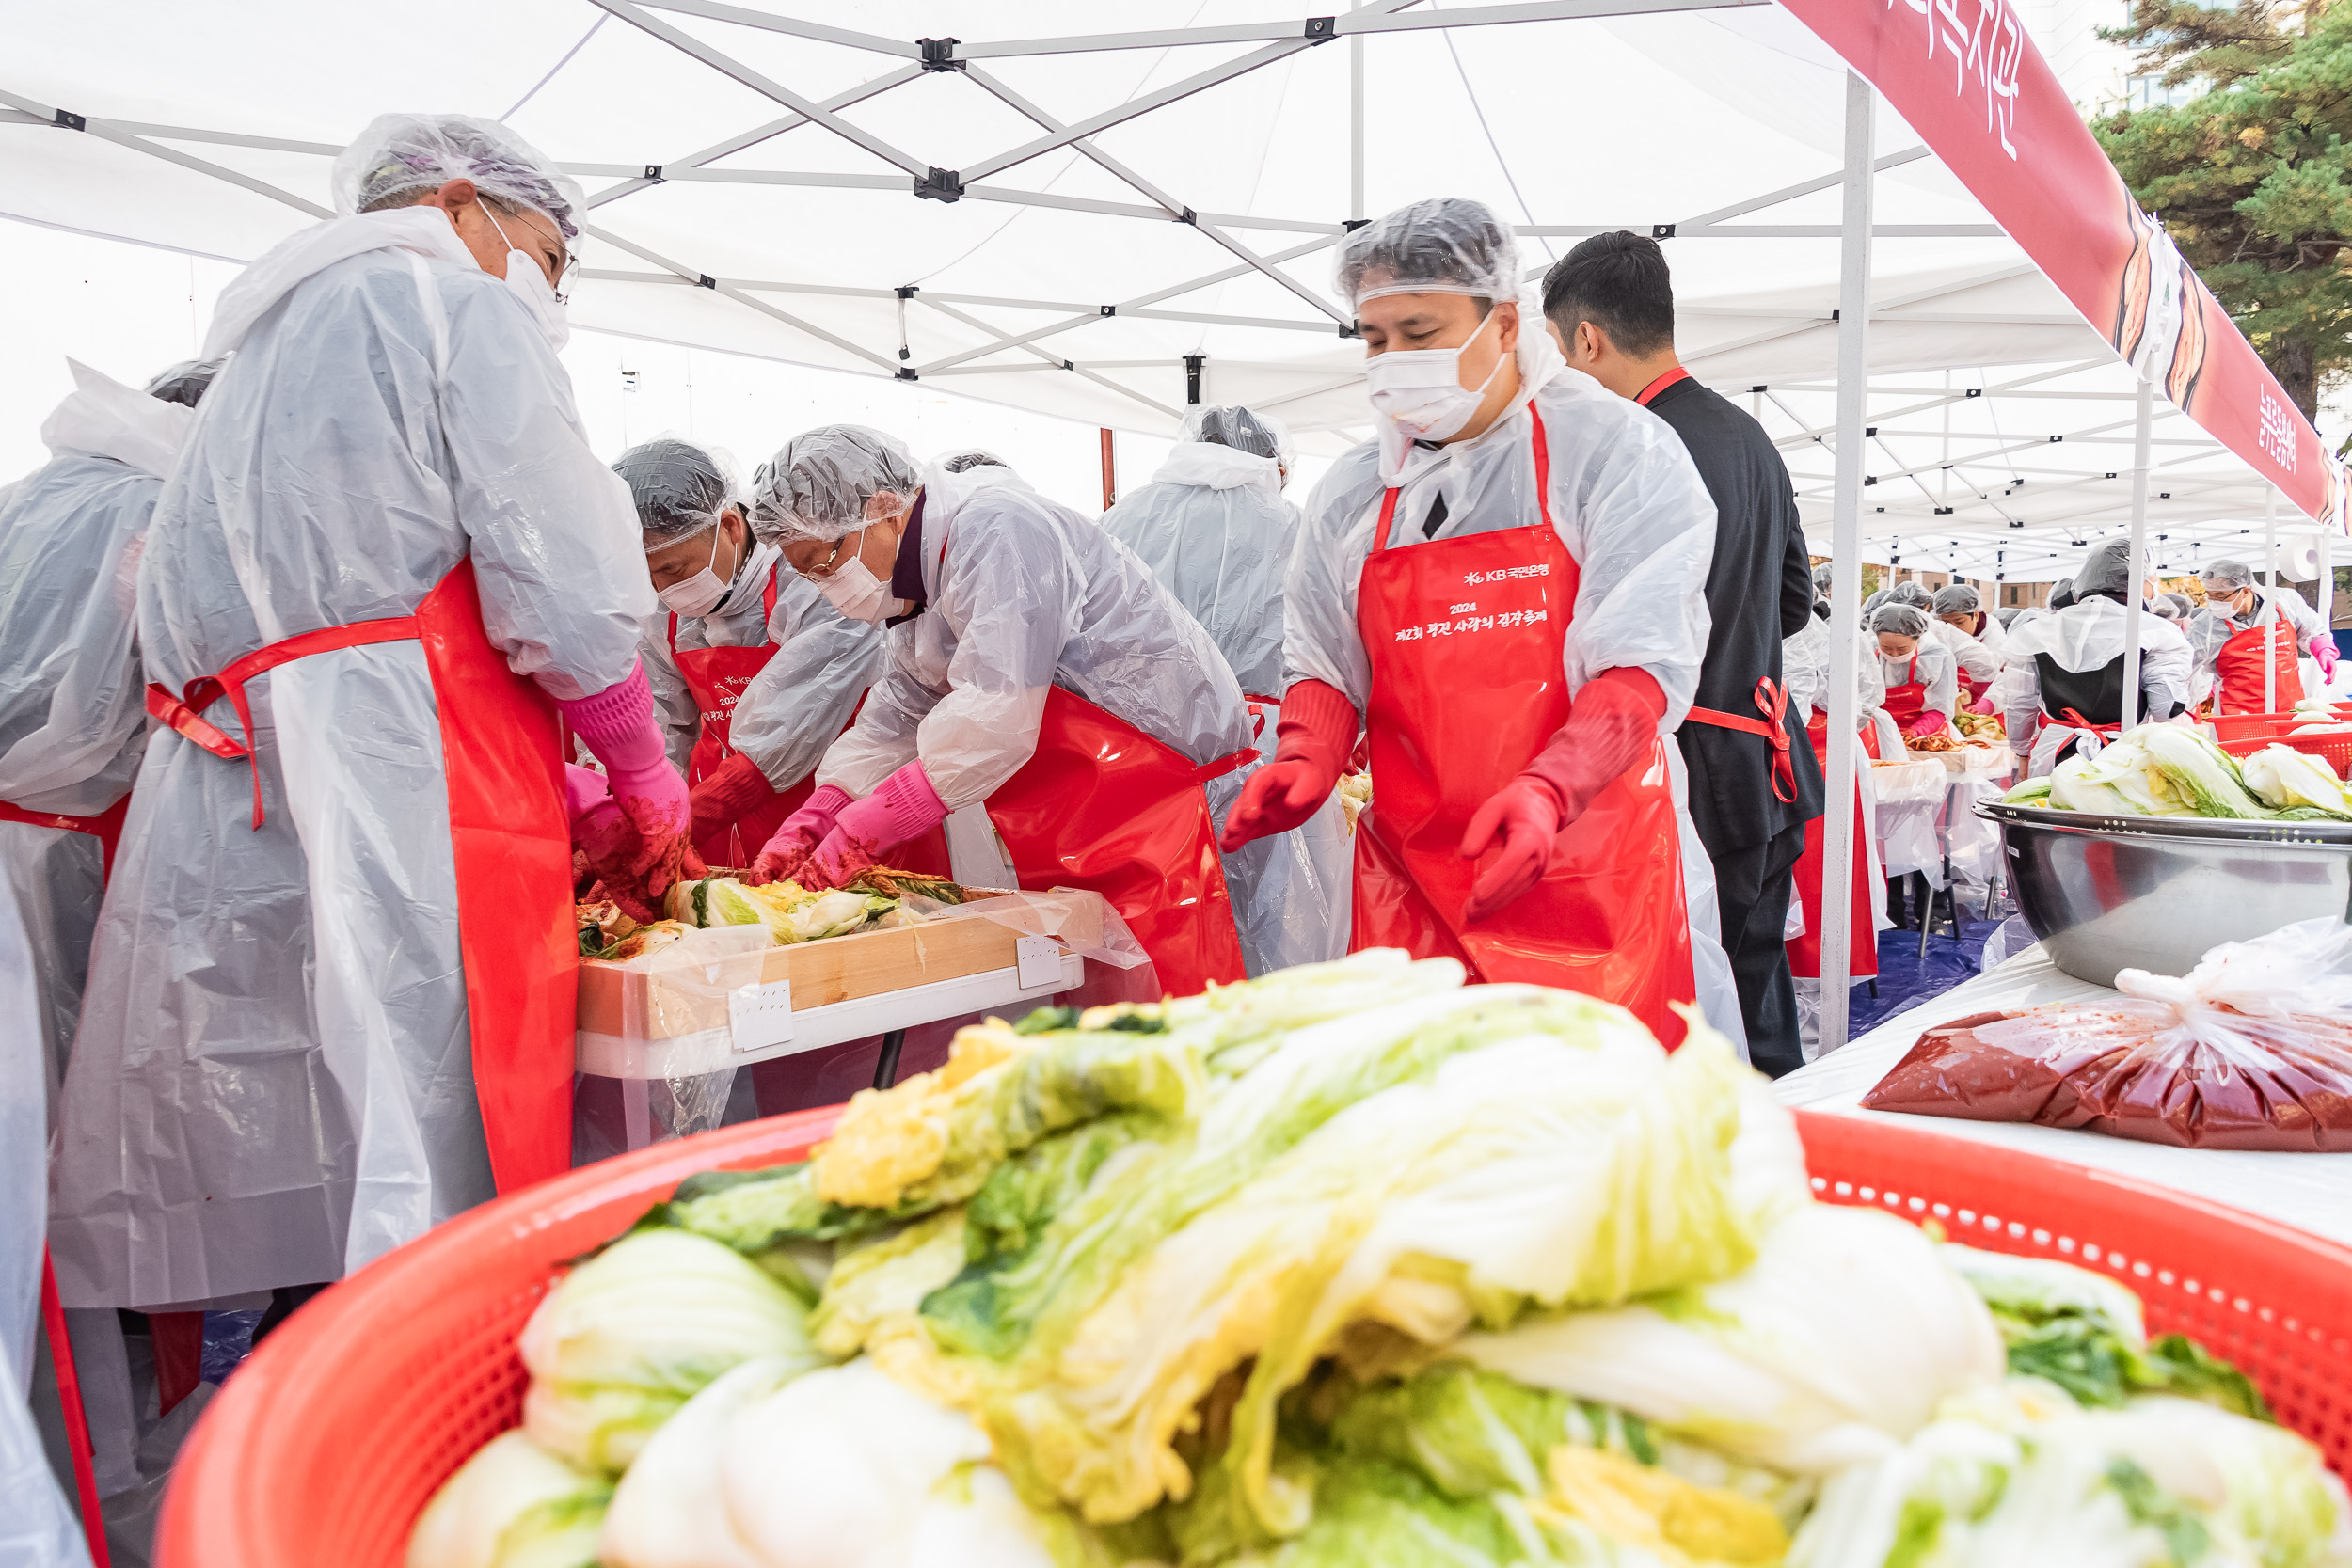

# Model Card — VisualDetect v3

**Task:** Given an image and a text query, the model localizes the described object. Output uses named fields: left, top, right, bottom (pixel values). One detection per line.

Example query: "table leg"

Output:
left=872, top=1027, right=909, bottom=1091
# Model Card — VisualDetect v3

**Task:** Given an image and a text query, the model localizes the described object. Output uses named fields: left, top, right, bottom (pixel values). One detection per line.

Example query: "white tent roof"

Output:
left=2, top=0, right=2293, bottom=580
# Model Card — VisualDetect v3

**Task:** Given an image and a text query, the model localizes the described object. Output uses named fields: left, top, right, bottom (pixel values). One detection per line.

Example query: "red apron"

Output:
left=1787, top=711, right=1878, bottom=980
left=668, top=567, right=952, bottom=877
left=2211, top=618, right=2303, bottom=716
left=143, top=559, right=575, bottom=1196
left=1880, top=652, right=1939, bottom=736
left=981, top=687, right=1256, bottom=998
left=1349, top=406, right=1696, bottom=1045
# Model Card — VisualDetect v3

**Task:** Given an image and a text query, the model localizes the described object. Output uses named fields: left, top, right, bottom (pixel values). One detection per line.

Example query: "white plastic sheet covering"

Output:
left=1773, top=941, right=2352, bottom=1247
left=0, top=0, right=2299, bottom=586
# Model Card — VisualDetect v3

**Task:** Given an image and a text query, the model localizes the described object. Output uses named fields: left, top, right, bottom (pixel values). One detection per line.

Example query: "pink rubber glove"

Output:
left=557, top=662, right=702, bottom=912
left=1903, top=711, right=1952, bottom=739
left=1968, top=693, right=1998, bottom=717
left=2312, top=634, right=2339, bottom=682
left=803, top=762, right=950, bottom=889
left=749, top=784, right=852, bottom=886
left=564, top=763, right=612, bottom=823
left=1217, top=679, right=1357, bottom=852
left=1460, top=667, right=1663, bottom=923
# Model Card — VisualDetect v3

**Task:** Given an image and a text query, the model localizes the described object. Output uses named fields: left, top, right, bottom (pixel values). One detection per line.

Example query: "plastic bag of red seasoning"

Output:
left=1863, top=918, right=2352, bottom=1150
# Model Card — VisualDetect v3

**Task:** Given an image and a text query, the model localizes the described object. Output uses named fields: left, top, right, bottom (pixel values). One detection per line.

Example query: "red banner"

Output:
left=1774, top=0, right=2347, bottom=531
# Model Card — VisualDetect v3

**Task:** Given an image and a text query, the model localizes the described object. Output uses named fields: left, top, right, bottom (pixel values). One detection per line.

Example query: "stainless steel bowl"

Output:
left=1979, top=802, right=2352, bottom=985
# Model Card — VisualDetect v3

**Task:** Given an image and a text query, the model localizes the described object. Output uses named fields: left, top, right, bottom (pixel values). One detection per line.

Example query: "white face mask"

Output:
left=816, top=523, right=901, bottom=624
left=655, top=522, right=736, bottom=618
left=483, top=207, right=570, bottom=354
left=1364, top=306, right=1506, bottom=441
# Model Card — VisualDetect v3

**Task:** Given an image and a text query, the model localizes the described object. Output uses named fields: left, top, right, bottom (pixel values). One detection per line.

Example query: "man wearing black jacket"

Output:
left=1543, top=232, right=1825, bottom=1075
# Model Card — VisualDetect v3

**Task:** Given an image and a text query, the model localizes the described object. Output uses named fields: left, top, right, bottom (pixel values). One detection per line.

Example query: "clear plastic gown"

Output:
left=818, top=467, right=1347, bottom=973
left=1100, top=444, right=1298, bottom=699
left=49, top=211, right=652, bottom=1308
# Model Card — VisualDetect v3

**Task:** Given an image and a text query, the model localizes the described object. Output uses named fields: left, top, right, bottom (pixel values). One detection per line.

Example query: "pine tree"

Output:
left=2093, top=0, right=2352, bottom=421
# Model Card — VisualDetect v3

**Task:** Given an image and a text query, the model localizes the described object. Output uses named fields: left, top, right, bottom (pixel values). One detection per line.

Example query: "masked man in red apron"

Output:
left=51, top=114, right=680, bottom=1319
left=1218, top=198, right=1736, bottom=1049
left=2190, top=557, right=2325, bottom=715
left=741, top=426, right=1302, bottom=996
left=612, top=436, right=948, bottom=878
left=2000, top=541, right=2193, bottom=777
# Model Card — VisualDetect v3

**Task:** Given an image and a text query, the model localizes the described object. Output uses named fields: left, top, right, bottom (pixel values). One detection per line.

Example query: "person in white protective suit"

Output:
left=1216, top=197, right=1742, bottom=1053
left=0, top=359, right=215, bottom=1117
left=2187, top=557, right=2328, bottom=713
left=2001, top=539, right=2192, bottom=776
left=49, top=114, right=673, bottom=1323
left=739, top=425, right=1340, bottom=988
left=1932, top=580, right=2008, bottom=685
left=1101, top=404, right=1350, bottom=966
left=1874, top=579, right=2000, bottom=698
left=1866, top=602, right=1961, bottom=741
left=1779, top=595, right=1889, bottom=1002
left=619, top=436, right=952, bottom=878
left=2153, top=590, right=2194, bottom=623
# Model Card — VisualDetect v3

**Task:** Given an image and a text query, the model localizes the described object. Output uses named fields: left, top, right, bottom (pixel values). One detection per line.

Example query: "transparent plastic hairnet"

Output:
left=1335, top=197, right=1520, bottom=309
left=2155, top=591, right=2194, bottom=621
left=1812, top=563, right=1835, bottom=595
left=615, top=436, right=738, bottom=546
left=749, top=424, right=922, bottom=547
left=332, top=112, right=584, bottom=241
left=1931, top=583, right=1980, bottom=615
left=2074, top=538, right=2147, bottom=598
left=1181, top=404, right=1291, bottom=468
left=143, top=358, right=220, bottom=409
left=1887, top=581, right=1932, bottom=609
left=1870, top=603, right=1932, bottom=638
left=936, top=448, right=1007, bottom=475
left=2201, top=558, right=2256, bottom=593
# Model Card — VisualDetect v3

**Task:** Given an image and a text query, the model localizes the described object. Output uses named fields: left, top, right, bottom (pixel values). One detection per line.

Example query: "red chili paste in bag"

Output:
left=1863, top=1004, right=2352, bottom=1150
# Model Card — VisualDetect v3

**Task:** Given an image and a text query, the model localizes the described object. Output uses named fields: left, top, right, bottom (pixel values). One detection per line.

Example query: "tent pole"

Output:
left=2122, top=378, right=2152, bottom=729
left=1820, top=70, right=1873, bottom=1059
left=1100, top=428, right=1118, bottom=511
left=1350, top=0, right=1366, bottom=221
left=2265, top=488, right=2278, bottom=712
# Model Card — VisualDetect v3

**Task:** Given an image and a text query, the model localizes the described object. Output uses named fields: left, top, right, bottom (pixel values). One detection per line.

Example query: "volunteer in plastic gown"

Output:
left=1932, top=582, right=2007, bottom=697
left=742, top=427, right=1318, bottom=988
left=0, top=359, right=214, bottom=1115
left=622, top=436, right=948, bottom=876
left=2000, top=540, right=2193, bottom=776
left=1780, top=599, right=1886, bottom=999
left=2186, top=558, right=2326, bottom=714
left=50, top=115, right=670, bottom=1315
left=1101, top=404, right=1350, bottom=964
left=1221, top=198, right=1736, bottom=1049
left=1867, top=603, right=1961, bottom=741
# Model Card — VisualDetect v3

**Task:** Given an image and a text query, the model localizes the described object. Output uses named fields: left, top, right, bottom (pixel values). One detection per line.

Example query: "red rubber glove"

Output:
left=556, top=663, right=704, bottom=912
left=1216, top=679, right=1358, bottom=852
left=2311, top=634, right=2339, bottom=682
left=803, top=761, right=951, bottom=890
left=1459, top=667, right=1663, bottom=924
left=749, top=783, right=853, bottom=885
left=690, top=752, right=780, bottom=847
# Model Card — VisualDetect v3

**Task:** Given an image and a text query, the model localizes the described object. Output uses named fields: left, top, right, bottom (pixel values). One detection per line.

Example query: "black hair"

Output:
left=1541, top=230, right=1676, bottom=358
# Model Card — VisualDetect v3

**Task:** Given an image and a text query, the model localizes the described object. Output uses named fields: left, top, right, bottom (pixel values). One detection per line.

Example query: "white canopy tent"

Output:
left=4, top=0, right=2328, bottom=1053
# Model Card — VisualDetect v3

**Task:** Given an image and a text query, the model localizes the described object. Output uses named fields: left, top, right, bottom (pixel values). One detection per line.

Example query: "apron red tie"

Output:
left=1349, top=404, right=1696, bottom=1046
left=2210, top=618, right=2302, bottom=716
left=0, top=796, right=130, bottom=879
left=1685, top=676, right=1798, bottom=803
left=981, top=687, right=1256, bottom=998
left=1787, top=710, right=1878, bottom=980
left=142, top=560, right=575, bottom=1196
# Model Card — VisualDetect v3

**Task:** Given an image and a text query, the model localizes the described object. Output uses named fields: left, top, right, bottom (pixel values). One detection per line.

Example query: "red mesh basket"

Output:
left=2218, top=730, right=2352, bottom=778
left=154, top=1109, right=2352, bottom=1568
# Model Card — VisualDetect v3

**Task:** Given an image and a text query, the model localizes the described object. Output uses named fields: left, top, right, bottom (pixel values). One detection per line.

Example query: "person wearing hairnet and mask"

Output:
left=1933, top=581, right=2007, bottom=661
left=1219, top=198, right=1735, bottom=1050
left=0, top=358, right=215, bottom=1114
left=1102, top=404, right=1351, bottom=965
left=620, top=436, right=952, bottom=875
left=1810, top=563, right=1834, bottom=621
left=2187, top=558, right=2325, bottom=713
left=2000, top=540, right=2192, bottom=775
left=1867, top=602, right=1961, bottom=741
left=746, top=425, right=1331, bottom=989
left=50, top=114, right=667, bottom=1323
